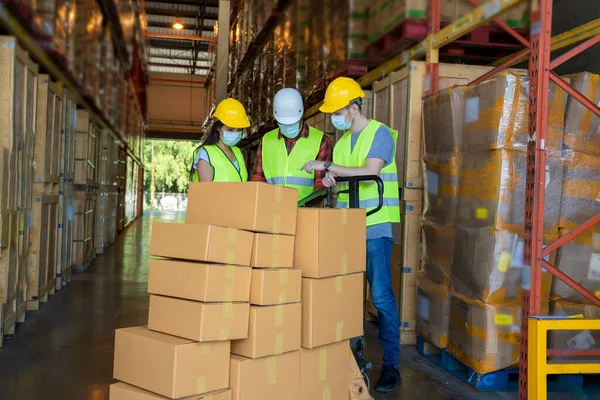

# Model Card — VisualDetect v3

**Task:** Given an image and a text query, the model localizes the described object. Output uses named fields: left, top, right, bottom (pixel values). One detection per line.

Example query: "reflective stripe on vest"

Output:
left=333, top=120, right=401, bottom=226
left=262, top=126, right=324, bottom=201
left=203, top=144, right=248, bottom=182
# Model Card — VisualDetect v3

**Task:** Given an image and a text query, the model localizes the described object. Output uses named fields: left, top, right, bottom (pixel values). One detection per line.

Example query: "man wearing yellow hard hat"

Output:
left=302, top=77, right=401, bottom=393
left=190, top=98, right=250, bottom=182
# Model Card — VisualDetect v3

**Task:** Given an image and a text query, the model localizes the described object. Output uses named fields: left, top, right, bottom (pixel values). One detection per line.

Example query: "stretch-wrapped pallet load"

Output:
left=416, top=273, right=451, bottom=349
left=561, top=74, right=600, bottom=156
left=420, top=220, right=455, bottom=286
left=423, top=153, right=461, bottom=224
left=549, top=300, right=600, bottom=361
left=422, top=86, right=467, bottom=156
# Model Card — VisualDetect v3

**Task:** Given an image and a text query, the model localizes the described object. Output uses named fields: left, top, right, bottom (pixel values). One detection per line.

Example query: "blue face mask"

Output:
left=222, top=130, right=242, bottom=146
left=278, top=122, right=301, bottom=138
left=331, top=112, right=352, bottom=131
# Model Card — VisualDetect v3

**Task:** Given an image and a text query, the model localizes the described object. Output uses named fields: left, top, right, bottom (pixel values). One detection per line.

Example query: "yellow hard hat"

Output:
left=319, top=77, right=365, bottom=113
left=213, top=98, right=251, bottom=128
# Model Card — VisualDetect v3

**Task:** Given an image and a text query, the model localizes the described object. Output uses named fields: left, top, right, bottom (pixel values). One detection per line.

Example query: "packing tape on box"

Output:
left=278, top=292, right=287, bottom=304
left=322, top=386, right=331, bottom=400
left=227, top=228, right=237, bottom=244
left=272, top=214, right=281, bottom=234
left=335, top=321, right=344, bottom=342
left=341, top=208, right=348, bottom=225
left=267, top=356, right=277, bottom=384
left=319, top=346, right=328, bottom=381
left=335, top=276, right=343, bottom=294
left=274, top=185, right=283, bottom=203
left=224, top=283, right=234, bottom=302
left=201, top=342, right=211, bottom=355
left=226, top=249, right=235, bottom=264
left=274, top=333, right=284, bottom=355
left=219, top=326, right=230, bottom=340
left=273, top=234, right=281, bottom=249
left=225, top=265, right=237, bottom=280
left=223, top=303, right=234, bottom=318
left=196, top=376, right=207, bottom=394
left=341, top=255, right=348, bottom=275
left=203, top=396, right=213, bottom=400
left=274, top=305, right=284, bottom=327
left=272, top=253, right=281, bottom=268
left=279, top=269, right=289, bottom=284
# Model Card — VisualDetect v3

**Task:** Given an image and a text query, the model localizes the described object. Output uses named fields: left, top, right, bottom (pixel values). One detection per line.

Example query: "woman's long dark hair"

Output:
left=190, top=119, right=224, bottom=181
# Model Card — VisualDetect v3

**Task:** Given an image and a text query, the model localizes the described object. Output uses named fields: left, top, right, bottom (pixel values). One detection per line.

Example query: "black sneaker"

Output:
left=375, top=365, right=401, bottom=393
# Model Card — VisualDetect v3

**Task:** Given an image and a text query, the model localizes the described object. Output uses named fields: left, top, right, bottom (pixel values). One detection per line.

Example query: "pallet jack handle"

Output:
left=326, top=175, right=384, bottom=216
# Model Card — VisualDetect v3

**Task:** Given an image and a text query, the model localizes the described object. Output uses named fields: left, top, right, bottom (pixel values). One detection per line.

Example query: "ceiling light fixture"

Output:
left=172, top=17, right=184, bottom=30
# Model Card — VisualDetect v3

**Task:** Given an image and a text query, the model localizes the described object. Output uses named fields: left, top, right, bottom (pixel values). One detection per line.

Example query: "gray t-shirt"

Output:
left=341, top=124, right=395, bottom=240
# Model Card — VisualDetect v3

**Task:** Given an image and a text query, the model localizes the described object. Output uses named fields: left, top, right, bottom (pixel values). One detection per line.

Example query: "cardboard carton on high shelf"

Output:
left=148, top=295, right=250, bottom=341
left=462, top=71, right=565, bottom=155
left=384, top=0, right=427, bottom=33
left=368, top=0, right=381, bottom=42
left=446, top=0, right=529, bottom=27
left=300, top=340, right=350, bottom=400
left=553, top=228, right=600, bottom=303
left=148, top=259, right=251, bottom=302
left=250, top=268, right=302, bottom=305
left=113, top=327, right=230, bottom=398
left=559, top=151, right=600, bottom=232
left=416, top=274, right=450, bottom=349
left=187, top=182, right=298, bottom=235
left=232, top=303, right=301, bottom=359
left=451, top=227, right=555, bottom=306
left=109, top=382, right=231, bottom=400
left=422, top=84, right=466, bottom=155
left=251, top=233, right=295, bottom=268
left=230, top=351, right=300, bottom=400
left=563, top=72, right=600, bottom=156
left=549, top=300, right=600, bottom=362
left=421, top=220, right=455, bottom=285
left=423, top=154, right=461, bottom=223
left=456, top=149, right=563, bottom=234
left=502, top=2, right=529, bottom=28
left=294, top=208, right=366, bottom=278
left=302, top=273, right=364, bottom=348
left=149, top=223, right=254, bottom=266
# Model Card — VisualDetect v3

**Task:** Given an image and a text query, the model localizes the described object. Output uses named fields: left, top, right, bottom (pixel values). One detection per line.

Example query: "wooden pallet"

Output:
left=368, top=18, right=428, bottom=63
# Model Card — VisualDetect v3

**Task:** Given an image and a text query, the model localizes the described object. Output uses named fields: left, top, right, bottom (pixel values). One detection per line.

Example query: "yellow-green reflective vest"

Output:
left=262, top=126, right=324, bottom=201
left=198, top=144, right=248, bottom=182
left=333, top=120, right=400, bottom=226
left=190, top=146, right=201, bottom=182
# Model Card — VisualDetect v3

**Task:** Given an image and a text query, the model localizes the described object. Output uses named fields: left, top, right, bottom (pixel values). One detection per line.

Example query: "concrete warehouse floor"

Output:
left=0, top=211, right=593, bottom=400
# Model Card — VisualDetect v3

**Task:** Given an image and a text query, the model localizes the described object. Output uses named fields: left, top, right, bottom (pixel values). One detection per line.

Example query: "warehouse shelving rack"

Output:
left=303, top=0, right=600, bottom=398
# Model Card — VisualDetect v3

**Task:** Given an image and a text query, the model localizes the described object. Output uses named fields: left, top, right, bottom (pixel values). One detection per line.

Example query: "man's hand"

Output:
left=323, top=172, right=337, bottom=187
left=301, top=160, right=326, bottom=173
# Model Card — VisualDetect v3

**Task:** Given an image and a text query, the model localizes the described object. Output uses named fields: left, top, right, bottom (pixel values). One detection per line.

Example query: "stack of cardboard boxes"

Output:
left=110, top=182, right=367, bottom=399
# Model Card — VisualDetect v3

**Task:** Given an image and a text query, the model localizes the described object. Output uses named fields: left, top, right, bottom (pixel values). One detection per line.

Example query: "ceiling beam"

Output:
left=148, top=62, right=211, bottom=70
left=146, top=21, right=215, bottom=31
left=145, top=129, right=204, bottom=141
left=149, top=40, right=210, bottom=51
left=150, top=54, right=211, bottom=62
left=147, top=0, right=219, bottom=6
left=145, top=32, right=216, bottom=42
left=145, top=8, right=218, bottom=19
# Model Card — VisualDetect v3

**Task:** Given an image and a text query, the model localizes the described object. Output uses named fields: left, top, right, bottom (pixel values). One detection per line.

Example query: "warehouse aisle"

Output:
left=0, top=211, right=565, bottom=400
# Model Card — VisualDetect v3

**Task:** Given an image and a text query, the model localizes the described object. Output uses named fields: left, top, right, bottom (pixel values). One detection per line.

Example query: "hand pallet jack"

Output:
left=299, top=175, right=384, bottom=399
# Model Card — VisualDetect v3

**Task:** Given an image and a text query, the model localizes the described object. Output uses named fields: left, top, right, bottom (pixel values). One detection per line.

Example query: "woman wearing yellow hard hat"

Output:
left=190, top=98, right=251, bottom=182
left=302, top=77, right=402, bottom=393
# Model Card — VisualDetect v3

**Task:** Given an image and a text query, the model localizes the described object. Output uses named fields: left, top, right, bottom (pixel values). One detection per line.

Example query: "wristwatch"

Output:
left=324, top=162, right=332, bottom=172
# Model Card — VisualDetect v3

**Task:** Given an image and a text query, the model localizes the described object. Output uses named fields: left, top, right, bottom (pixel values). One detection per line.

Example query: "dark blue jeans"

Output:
left=367, top=237, right=400, bottom=368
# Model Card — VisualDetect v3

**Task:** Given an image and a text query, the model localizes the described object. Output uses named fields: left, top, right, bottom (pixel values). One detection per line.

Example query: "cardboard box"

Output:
left=422, top=85, right=466, bottom=155
left=148, top=259, right=251, bottom=303
left=416, top=274, right=451, bottom=349
left=423, top=154, right=461, bottom=223
left=148, top=295, right=250, bottom=341
left=109, top=382, right=231, bottom=400
left=294, top=208, right=366, bottom=278
left=230, top=351, right=300, bottom=400
left=302, top=273, right=364, bottom=348
left=421, top=221, right=455, bottom=285
left=300, top=341, right=350, bottom=400
left=231, top=303, right=301, bottom=358
left=187, top=182, right=298, bottom=235
left=250, top=268, right=302, bottom=305
left=251, top=233, right=295, bottom=268
left=150, top=223, right=254, bottom=266
left=113, top=327, right=230, bottom=398
left=563, top=72, right=600, bottom=156
left=549, top=300, right=600, bottom=362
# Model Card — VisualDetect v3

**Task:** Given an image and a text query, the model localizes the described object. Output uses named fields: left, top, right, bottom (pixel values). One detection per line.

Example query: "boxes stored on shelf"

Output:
left=299, top=340, right=350, bottom=400
left=148, top=259, right=252, bottom=303
left=421, top=221, right=455, bottom=285
left=148, top=295, right=250, bottom=342
left=187, top=183, right=298, bottom=235
left=563, top=72, right=600, bottom=156
left=231, top=303, right=301, bottom=359
left=294, top=208, right=366, bottom=278
left=302, top=273, right=363, bottom=348
left=456, top=150, right=563, bottom=233
left=560, top=151, right=600, bottom=232
left=549, top=300, right=600, bottom=361
left=383, top=0, right=427, bottom=33
left=250, top=268, right=302, bottom=305
left=109, top=383, right=232, bottom=400
left=416, top=274, right=451, bottom=349
left=424, top=154, right=461, bottom=223
left=149, top=223, right=254, bottom=266
left=251, top=233, right=295, bottom=268
left=422, top=86, right=466, bottom=155
left=113, top=327, right=230, bottom=398
left=553, top=228, right=600, bottom=303
left=230, top=351, right=300, bottom=400
left=442, top=0, right=529, bottom=28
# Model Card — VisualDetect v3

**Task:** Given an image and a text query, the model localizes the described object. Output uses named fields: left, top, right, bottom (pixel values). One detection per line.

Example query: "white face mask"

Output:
left=222, top=130, right=242, bottom=146
left=278, top=122, right=301, bottom=138
left=331, top=110, right=352, bottom=131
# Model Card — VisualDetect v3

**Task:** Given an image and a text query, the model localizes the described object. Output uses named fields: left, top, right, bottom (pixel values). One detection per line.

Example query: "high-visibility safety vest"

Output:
left=190, top=146, right=202, bottom=182
left=190, top=144, right=248, bottom=182
left=262, top=126, right=324, bottom=201
left=333, top=120, right=400, bottom=226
